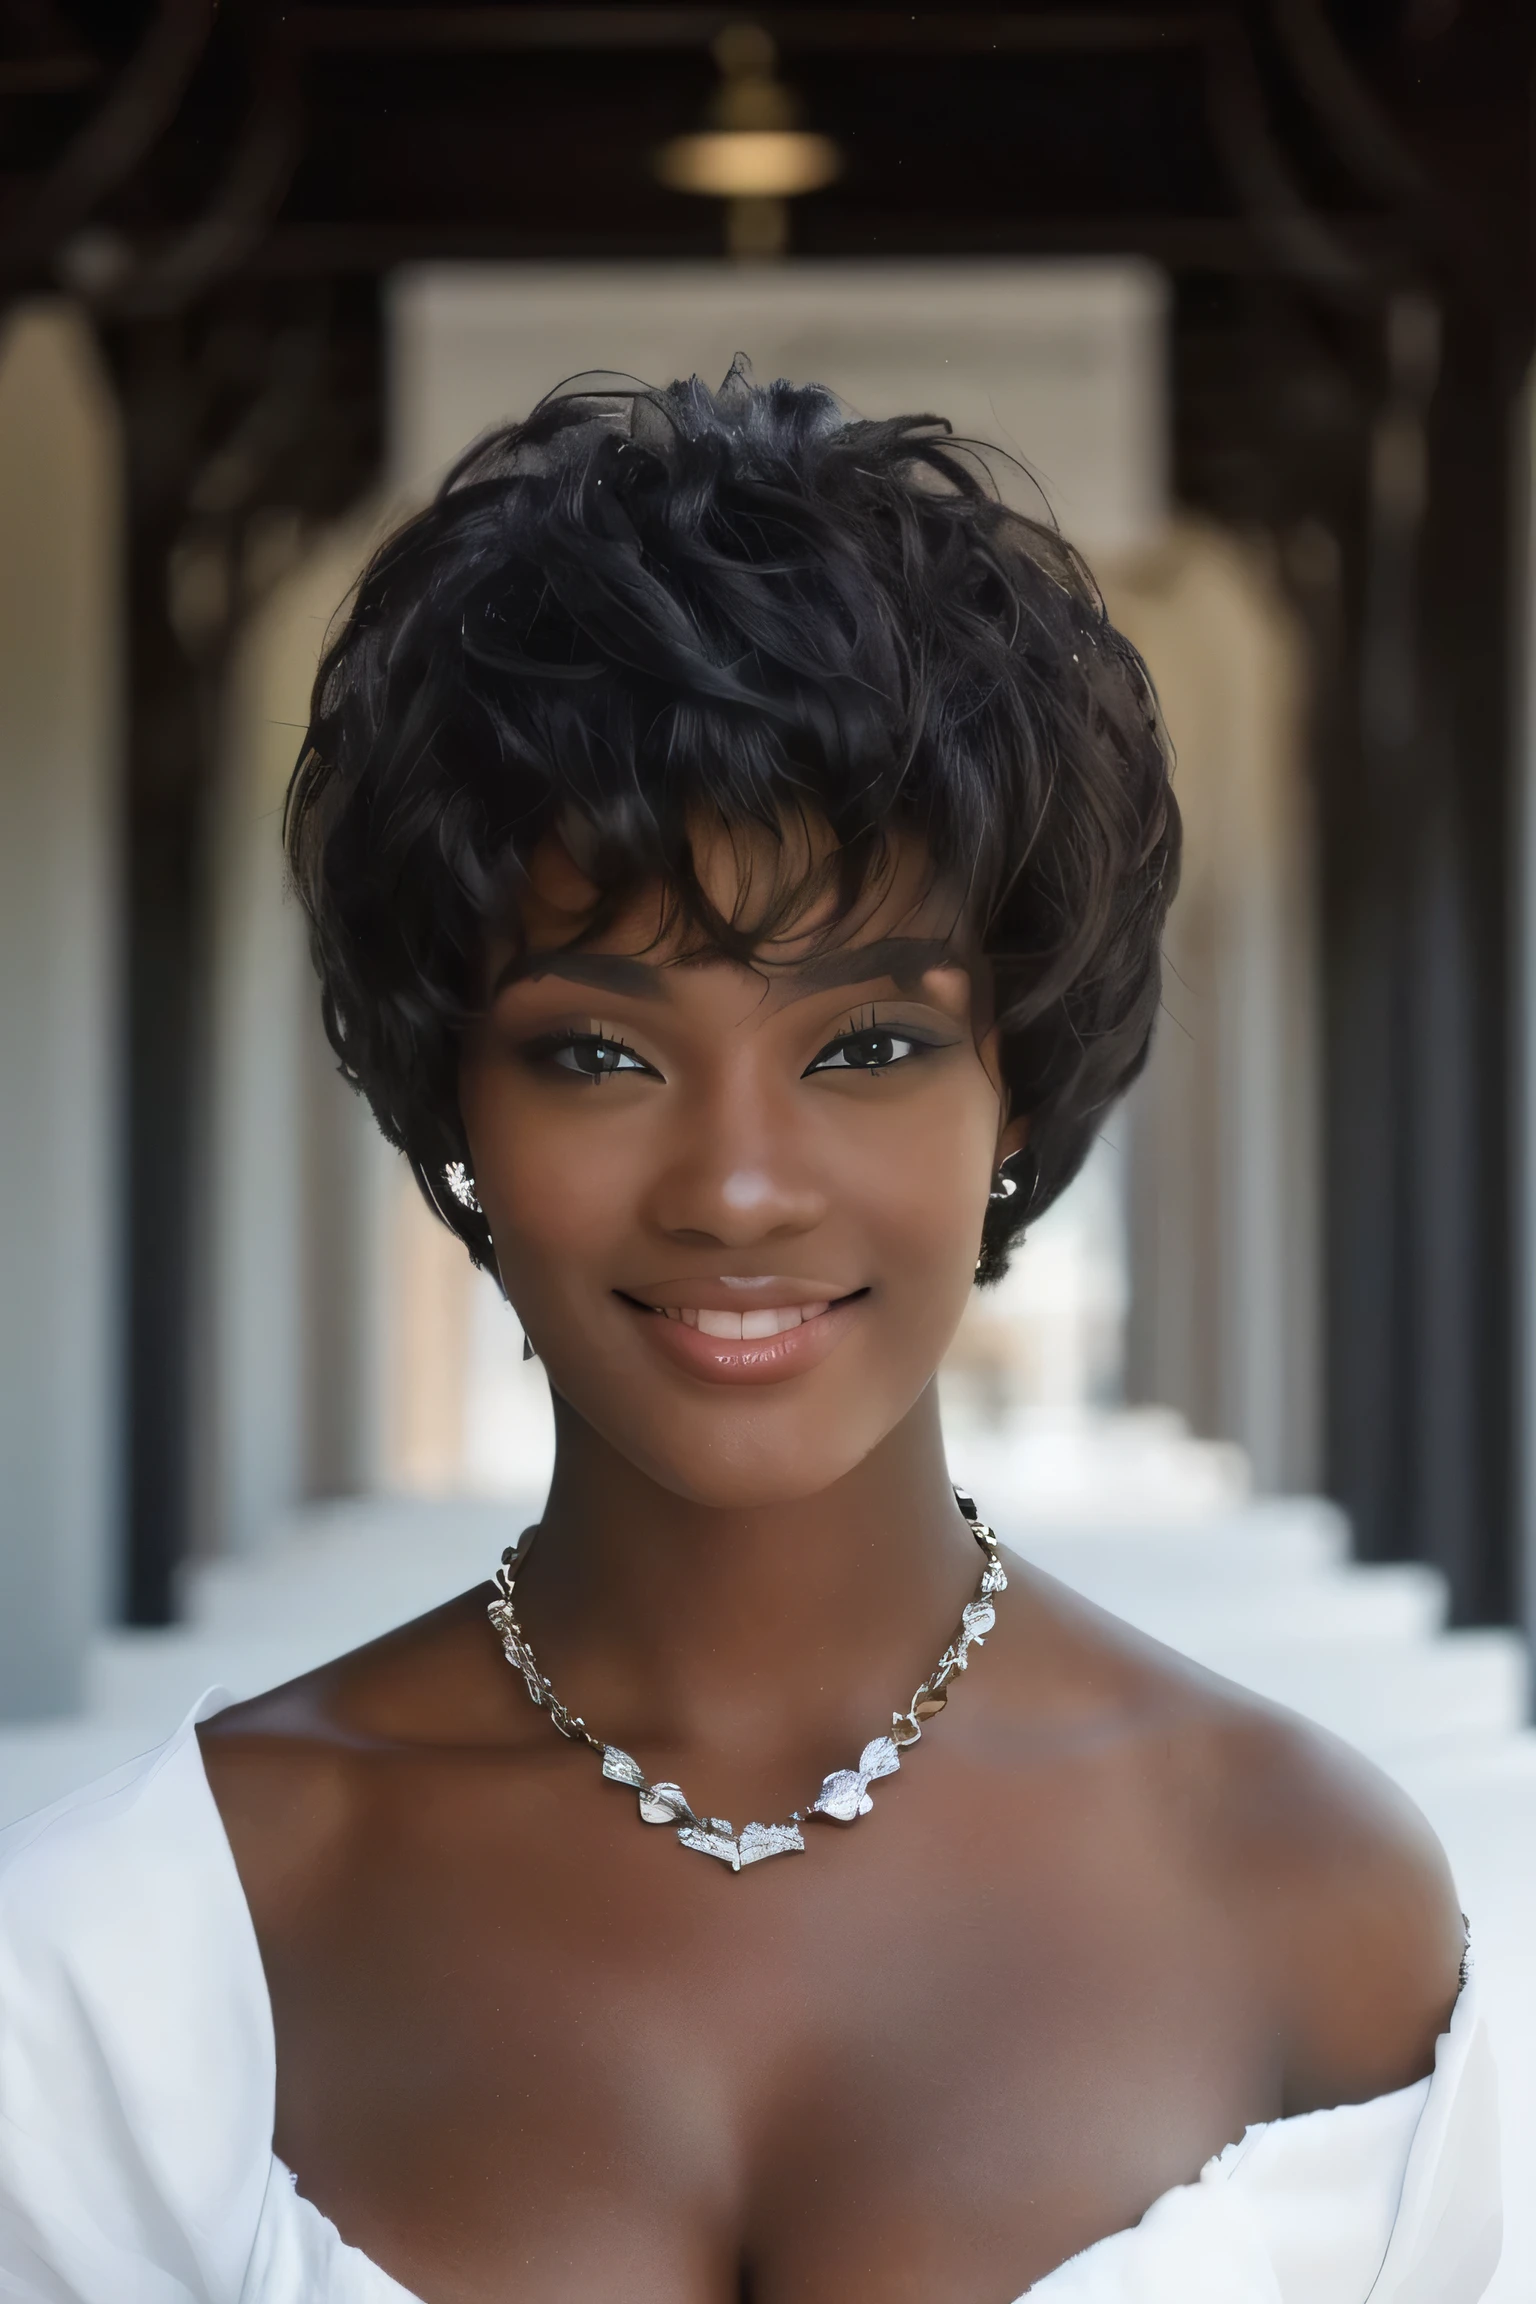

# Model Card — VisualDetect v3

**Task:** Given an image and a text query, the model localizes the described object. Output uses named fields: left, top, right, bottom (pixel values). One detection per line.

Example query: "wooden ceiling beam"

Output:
left=285, top=9, right=1209, bottom=59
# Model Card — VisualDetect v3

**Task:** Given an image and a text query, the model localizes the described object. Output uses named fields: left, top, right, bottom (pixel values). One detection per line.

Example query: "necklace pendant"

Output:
left=808, top=1733, right=901, bottom=1823
left=601, top=1745, right=647, bottom=1791
left=638, top=1781, right=695, bottom=1826
left=737, top=1819, right=806, bottom=1865
left=953, top=1595, right=997, bottom=1667
left=678, top=1817, right=805, bottom=1870
left=605, top=1744, right=804, bottom=1867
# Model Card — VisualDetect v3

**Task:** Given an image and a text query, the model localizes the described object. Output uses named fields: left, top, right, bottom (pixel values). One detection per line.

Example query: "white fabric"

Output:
left=0, top=1701, right=1502, bottom=2304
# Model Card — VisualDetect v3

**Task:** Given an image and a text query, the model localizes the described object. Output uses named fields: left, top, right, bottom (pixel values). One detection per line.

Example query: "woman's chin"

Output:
left=616, top=1440, right=875, bottom=1512
left=567, top=1388, right=939, bottom=1512
left=538, top=1398, right=857, bottom=1510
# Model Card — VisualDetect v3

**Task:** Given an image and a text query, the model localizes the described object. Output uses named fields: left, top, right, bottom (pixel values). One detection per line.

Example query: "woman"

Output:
left=0, top=369, right=1499, bottom=2302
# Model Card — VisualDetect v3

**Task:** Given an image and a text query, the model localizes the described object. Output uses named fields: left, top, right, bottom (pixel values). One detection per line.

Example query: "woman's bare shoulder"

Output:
left=196, top=1584, right=515, bottom=1926
left=1197, top=1679, right=1465, bottom=2112
left=200, top=1583, right=509, bottom=1743
left=1000, top=1558, right=1465, bottom=2114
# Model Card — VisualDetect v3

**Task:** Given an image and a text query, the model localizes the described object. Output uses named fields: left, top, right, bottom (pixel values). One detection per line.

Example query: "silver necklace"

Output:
left=487, top=1490, right=1007, bottom=1872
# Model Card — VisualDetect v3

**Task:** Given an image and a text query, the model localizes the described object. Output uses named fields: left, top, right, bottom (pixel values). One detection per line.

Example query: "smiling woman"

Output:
left=456, top=807, right=1016, bottom=1497
left=0, top=368, right=1500, bottom=2304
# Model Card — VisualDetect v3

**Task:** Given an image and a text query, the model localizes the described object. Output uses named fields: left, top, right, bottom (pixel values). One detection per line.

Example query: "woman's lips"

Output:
left=619, top=1286, right=864, bottom=1385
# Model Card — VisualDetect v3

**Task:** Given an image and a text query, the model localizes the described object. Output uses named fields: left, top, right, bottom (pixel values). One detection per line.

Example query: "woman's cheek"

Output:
left=874, top=1090, right=995, bottom=1256
left=477, top=1087, right=632, bottom=1249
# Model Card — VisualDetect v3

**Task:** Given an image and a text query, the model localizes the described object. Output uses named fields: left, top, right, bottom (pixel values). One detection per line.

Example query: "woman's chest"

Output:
left=257, top=1763, right=1277, bottom=2304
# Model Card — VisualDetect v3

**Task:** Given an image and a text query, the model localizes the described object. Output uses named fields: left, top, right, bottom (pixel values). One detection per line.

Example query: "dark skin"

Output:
left=202, top=824, right=1465, bottom=2304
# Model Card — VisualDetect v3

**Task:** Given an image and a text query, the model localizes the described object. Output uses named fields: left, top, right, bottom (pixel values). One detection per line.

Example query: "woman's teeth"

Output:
left=656, top=1303, right=829, bottom=1339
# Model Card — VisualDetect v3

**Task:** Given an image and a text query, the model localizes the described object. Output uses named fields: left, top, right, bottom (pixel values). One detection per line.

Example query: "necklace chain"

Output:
left=486, top=1491, right=1008, bottom=1872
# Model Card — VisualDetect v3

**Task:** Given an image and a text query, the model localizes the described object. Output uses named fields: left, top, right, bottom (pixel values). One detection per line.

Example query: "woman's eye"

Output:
left=806, top=1027, right=926, bottom=1075
left=549, top=1035, right=654, bottom=1081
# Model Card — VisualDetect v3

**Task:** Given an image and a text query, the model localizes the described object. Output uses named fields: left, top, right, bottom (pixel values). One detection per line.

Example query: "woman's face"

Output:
left=459, top=823, right=1022, bottom=1507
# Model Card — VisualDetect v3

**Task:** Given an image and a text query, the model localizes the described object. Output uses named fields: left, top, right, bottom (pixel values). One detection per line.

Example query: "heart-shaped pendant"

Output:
left=809, top=1734, right=901, bottom=1823
left=638, top=1781, right=696, bottom=1827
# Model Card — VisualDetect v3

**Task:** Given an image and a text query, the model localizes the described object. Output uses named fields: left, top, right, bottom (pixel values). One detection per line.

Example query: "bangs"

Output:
left=518, top=802, right=951, bottom=983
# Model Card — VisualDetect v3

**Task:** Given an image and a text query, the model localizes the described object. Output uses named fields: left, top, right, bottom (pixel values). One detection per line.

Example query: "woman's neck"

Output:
left=515, top=1380, right=984, bottom=1766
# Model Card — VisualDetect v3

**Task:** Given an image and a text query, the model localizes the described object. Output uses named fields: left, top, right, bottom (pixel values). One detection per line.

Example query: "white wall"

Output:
left=390, top=259, right=1168, bottom=558
left=0, top=304, right=121, bottom=1714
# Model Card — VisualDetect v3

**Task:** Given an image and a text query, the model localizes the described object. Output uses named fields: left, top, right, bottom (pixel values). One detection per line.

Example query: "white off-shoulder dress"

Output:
left=0, top=1698, right=1503, bottom=2304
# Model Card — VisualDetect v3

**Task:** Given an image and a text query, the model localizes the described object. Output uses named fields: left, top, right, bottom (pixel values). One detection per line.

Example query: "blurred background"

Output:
left=1, top=1, right=1534, bottom=2286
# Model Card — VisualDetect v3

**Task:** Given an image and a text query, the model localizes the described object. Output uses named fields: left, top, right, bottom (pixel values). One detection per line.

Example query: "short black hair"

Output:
left=285, top=363, right=1179, bottom=1282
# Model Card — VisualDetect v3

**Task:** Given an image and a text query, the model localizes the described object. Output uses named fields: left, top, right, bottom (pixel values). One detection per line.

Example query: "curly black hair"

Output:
left=285, top=362, right=1178, bottom=1284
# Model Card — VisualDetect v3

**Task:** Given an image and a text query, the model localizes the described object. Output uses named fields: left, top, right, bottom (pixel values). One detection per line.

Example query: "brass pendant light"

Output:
left=655, top=25, right=842, bottom=260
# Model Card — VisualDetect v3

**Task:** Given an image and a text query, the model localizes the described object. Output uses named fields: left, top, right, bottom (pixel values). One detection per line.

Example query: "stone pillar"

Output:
left=0, top=303, right=122, bottom=1716
left=1108, top=523, right=1320, bottom=1493
left=206, top=513, right=394, bottom=1553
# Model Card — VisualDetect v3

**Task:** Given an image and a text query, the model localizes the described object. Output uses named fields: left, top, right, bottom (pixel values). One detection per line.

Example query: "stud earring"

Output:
left=989, top=1150, right=1038, bottom=1210
left=444, top=1159, right=481, bottom=1215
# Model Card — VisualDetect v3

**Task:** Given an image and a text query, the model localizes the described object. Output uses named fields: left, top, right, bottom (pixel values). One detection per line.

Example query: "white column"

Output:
left=0, top=303, right=122, bottom=1716
left=207, top=513, right=395, bottom=1553
left=1108, top=525, right=1319, bottom=1492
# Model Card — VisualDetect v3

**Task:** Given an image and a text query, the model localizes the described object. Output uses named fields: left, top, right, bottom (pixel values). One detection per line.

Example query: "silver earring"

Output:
left=988, top=1172, right=1018, bottom=1204
left=444, top=1159, right=481, bottom=1215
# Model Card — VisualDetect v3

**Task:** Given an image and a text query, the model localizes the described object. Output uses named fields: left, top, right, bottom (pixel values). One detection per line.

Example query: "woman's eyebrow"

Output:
left=758, top=937, right=963, bottom=996
left=493, top=935, right=961, bottom=1002
left=493, top=951, right=666, bottom=999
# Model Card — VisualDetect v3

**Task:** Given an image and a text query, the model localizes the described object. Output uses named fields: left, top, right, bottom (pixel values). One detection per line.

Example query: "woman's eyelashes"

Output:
left=527, top=1028, right=661, bottom=1083
left=803, top=1013, right=952, bottom=1077
left=515, top=1011, right=955, bottom=1084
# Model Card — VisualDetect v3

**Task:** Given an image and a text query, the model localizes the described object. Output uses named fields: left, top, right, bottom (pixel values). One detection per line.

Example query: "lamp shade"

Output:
left=655, top=127, right=842, bottom=201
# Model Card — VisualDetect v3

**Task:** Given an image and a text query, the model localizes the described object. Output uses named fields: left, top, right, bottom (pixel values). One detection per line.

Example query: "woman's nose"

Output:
left=646, top=1085, right=829, bottom=1248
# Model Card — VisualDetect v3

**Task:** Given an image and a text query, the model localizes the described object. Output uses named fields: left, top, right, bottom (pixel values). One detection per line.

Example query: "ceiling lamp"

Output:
left=655, top=25, right=842, bottom=260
